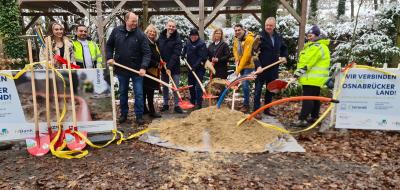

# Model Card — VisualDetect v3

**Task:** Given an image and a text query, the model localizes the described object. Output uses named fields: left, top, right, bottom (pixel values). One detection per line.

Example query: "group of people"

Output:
left=41, top=11, right=331, bottom=127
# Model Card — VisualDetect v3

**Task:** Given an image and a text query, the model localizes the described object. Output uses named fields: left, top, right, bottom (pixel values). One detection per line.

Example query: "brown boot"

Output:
left=240, top=105, right=249, bottom=113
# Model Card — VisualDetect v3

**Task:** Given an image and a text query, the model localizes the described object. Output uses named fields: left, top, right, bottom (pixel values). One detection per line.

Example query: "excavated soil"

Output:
left=148, top=106, right=282, bottom=153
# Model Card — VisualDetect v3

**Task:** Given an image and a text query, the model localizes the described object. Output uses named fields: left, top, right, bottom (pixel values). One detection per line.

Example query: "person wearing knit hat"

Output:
left=182, top=28, right=208, bottom=109
left=293, top=25, right=331, bottom=127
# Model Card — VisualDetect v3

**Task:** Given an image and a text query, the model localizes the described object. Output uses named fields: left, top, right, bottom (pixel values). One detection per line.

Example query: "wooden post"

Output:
left=199, top=0, right=205, bottom=39
left=142, top=0, right=149, bottom=29
left=297, top=0, right=308, bottom=53
left=96, top=0, right=106, bottom=66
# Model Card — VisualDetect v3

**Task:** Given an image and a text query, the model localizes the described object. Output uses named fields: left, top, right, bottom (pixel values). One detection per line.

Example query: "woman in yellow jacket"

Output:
left=294, top=25, right=331, bottom=127
left=232, top=24, right=255, bottom=113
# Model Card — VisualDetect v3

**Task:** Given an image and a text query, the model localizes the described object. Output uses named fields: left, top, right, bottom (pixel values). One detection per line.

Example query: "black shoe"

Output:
left=135, top=117, right=145, bottom=125
left=160, top=105, right=169, bottom=112
left=174, top=106, right=183, bottom=113
left=264, top=110, right=276, bottom=117
left=143, top=109, right=150, bottom=115
left=195, top=105, right=202, bottom=110
left=149, top=112, right=162, bottom=118
left=119, top=115, right=127, bottom=123
left=294, top=120, right=308, bottom=128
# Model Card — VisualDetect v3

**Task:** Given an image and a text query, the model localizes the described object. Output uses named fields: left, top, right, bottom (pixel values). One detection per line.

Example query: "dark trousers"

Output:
left=143, top=87, right=156, bottom=113
left=253, top=77, right=275, bottom=111
left=299, top=85, right=321, bottom=120
left=188, top=69, right=205, bottom=107
left=117, top=74, right=144, bottom=118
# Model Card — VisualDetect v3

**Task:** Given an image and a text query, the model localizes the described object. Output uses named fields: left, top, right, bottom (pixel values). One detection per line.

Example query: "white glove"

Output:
left=279, top=57, right=287, bottom=64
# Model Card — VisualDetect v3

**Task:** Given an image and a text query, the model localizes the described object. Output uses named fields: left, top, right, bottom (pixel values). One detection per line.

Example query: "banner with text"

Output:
left=0, top=68, right=115, bottom=141
left=336, top=68, right=400, bottom=130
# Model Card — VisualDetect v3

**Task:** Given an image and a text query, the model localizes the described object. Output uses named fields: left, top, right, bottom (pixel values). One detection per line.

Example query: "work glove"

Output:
left=294, top=67, right=307, bottom=78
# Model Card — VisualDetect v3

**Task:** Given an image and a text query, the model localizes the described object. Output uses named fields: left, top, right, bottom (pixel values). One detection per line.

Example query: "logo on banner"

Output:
left=14, top=128, right=33, bottom=135
left=377, top=119, right=388, bottom=126
left=0, top=128, right=9, bottom=136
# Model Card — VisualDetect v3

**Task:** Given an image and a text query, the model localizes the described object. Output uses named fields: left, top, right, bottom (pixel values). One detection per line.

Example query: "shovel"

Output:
left=162, top=63, right=194, bottom=110
left=111, top=61, right=178, bottom=91
left=64, top=40, right=87, bottom=151
left=26, top=39, right=50, bottom=156
left=182, top=58, right=217, bottom=99
left=44, top=37, right=55, bottom=141
left=47, top=37, right=65, bottom=149
left=267, top=78, right=296, bottom=93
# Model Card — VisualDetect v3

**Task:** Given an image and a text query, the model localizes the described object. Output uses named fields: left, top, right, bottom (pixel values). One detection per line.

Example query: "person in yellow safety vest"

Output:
left=294, top=25, right=331, bottom=127
left=73, top=24, right=103, bottom=68
left=231, top=24, right=255, bottom=113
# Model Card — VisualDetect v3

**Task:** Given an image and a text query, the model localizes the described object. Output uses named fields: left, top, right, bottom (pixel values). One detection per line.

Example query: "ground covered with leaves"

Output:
left=1, top=104, right=400, bottom=189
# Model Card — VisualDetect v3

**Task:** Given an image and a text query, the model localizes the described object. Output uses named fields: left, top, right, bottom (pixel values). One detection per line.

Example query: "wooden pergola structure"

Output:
left=18, top=0, right=309, bottom=59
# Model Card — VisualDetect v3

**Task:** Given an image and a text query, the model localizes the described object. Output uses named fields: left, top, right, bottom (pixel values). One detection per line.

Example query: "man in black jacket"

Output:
left=106, top=12, right=151, bottom=125
left=158, top=19, right=183, bottom=113
left=253, top=17, right=288, bottom=120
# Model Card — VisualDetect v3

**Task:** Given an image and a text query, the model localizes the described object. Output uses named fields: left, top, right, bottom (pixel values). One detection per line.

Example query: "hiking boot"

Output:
left=149, top=112, right=162, bottom=118
left=174, top=106, right=183, bottom=114
left=264, top=110, right=276, bottom=117
left=119, top=115, right=127, bottom=123
left=294, top=120, right=308, bottom=128
left=160, top=105, right=169, bottom=112
left=254, top=113, right=262, bottom=120
left=135, top=117, right=145, bottom=126
left=240, top=105, right=249, bottom=113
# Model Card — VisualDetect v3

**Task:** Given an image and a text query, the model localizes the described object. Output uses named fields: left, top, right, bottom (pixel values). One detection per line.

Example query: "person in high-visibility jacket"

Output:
left=294, top=25, right=331, bottom=127
left=73, top=24, right=103, bottom=68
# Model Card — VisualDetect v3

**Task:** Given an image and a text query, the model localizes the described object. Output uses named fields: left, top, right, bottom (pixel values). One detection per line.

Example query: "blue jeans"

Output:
left=188, top=69, right=205, bottom=106
left=161, top=73, right=180, bottom=107
left=117, top=74, right=144, bottom=118
left=240, top=68, right=254, bottom=106
left=253, top=77, right=275, bottom=111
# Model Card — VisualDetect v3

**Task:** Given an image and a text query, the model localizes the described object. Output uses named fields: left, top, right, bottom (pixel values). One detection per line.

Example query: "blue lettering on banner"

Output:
left=0, top=76, right=7, bottom=82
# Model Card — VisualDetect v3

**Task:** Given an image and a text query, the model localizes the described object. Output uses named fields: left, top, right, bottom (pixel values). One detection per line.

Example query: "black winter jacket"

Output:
left=255, top=30, right=288, bottom=80
left=207, top=41, right=229, bottom=79
left=157, top=29, right=182, bottom=75
left=106, top=25, right=151, bottom=76
left=182, top=39, right=208, bottom=72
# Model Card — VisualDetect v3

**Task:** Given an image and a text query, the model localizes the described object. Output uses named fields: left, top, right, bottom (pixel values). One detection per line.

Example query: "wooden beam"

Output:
left=96, top=0, right=106, bottom=65
left=103, top=0, right=127, bottom=28
left=205, top=13, right=220, bottom=28
left=22, top=15, right=40, bottom=34
left=240, top=0, right=253, bottom=9
left=279, top=0, right=301, bottom=23
left=142, top=0, right=149, bottom=29
left=71, top=1, right=90, bottom=20
left=174, top=0, right=198, bottom=26
left=298, top=0, right=308, bottom=52
left=251, top=13, right=261, bottom=24
left=183, top=14, right=198, bottom=29
left=204, top=0, right=229, bottom=25
left=199, top=0, right=205, bottom=38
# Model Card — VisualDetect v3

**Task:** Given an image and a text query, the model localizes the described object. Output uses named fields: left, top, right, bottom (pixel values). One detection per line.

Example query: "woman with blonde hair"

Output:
left=40, top=21, right=75, bottom=68
left=143, top=24, right=162, bottom=118
left=207, top=28, right=229, bottom=79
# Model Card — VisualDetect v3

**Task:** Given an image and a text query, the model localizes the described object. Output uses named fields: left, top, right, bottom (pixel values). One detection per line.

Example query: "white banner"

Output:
left=335, top=68, right=400, bottom=130
left=0, top=68, right=116, bottom=141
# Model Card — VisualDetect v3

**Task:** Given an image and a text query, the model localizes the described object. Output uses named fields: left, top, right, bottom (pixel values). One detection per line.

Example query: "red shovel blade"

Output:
left=267, top=79, right=288, bottom=93
left=54, top=55, right=81, bottom=69
left=178, top=100, right=195, bottom=109
left=176, top=85, right=193, bottom=91
left=65, top=128, right=87, bottom=151
left=26, top=135, right=50, bottom=156
left=202, top=93, right=218, bottom=99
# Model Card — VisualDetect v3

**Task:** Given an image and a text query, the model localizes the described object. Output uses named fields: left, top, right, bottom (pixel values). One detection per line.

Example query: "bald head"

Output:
left=125, top=12, right=138, bottom=31
left=264, top=17, right=276, bottom=36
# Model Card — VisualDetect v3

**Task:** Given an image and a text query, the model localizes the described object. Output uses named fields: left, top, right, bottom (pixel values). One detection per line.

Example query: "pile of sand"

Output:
left=148, top=106, right=282, bottom=153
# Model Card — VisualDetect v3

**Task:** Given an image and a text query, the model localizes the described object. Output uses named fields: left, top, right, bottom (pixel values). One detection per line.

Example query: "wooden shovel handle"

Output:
left=28, top=40, right=39, bottom=133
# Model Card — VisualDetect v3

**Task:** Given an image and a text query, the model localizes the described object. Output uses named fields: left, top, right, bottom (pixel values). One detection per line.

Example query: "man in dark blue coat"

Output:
left=253, top=17, right=288, bottom=119
left=106, top=12, right=151, bottom=125
left=158, top=20, right=184, bottom=113
left=182, top=29, right=208, bottom=109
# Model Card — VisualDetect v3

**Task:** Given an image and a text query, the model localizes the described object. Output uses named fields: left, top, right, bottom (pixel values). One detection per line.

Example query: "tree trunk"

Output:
left=309, top=0, right=318, bottom=23
left=142, top=0, right=149, bottom=29
left=337, top=0, right=346, bottom=19
left=261, top=0, right=278, bottom=24
left=374, top=0, right=378, bottom=10
left=351, top=0, right=354, bottom=20
left=296, top=0, right=302, bottom=14
left=225, top=7, right=231, bottom=27
left=392, top=15, right=400, bottom=67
